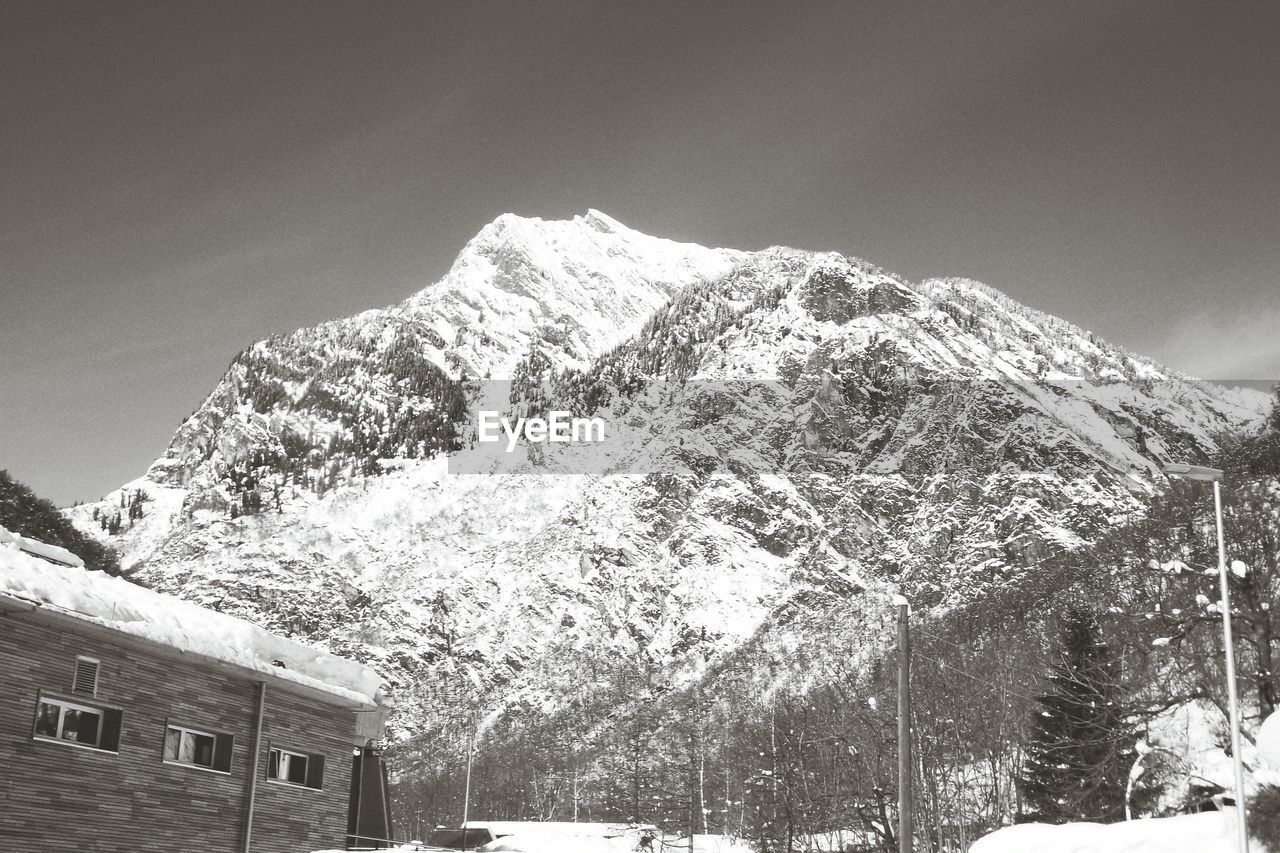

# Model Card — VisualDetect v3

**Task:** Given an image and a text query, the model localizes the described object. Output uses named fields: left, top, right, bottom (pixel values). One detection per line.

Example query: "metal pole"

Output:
left=898, top=601, right=913, bottom=853
left=243, top=681, right=267, bottom=853
left=1215, top=480, right=1250, bottom=853
left=462, top=725, right=474, bottom=848
left=353, top=747, right=365, bottom=848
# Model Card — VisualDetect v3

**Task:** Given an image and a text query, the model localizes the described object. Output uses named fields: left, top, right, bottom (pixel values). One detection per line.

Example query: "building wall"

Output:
left=0, top=613, right=359, bottom=853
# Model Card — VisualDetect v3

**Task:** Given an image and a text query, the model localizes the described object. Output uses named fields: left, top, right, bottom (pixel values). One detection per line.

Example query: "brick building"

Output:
left=0, top=527, right=391, bottom=852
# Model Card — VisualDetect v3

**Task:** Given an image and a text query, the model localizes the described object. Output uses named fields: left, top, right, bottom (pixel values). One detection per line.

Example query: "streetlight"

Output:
left=1162, top=462, right=1249, bottom=852
left=893, top=594, right=912, bottom=853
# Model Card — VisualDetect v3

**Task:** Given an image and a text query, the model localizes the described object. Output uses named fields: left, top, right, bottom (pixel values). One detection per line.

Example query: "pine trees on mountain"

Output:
left=510, top=346, right=553, bottom=420
left=1018, top=609, right=1138, bottom=824
left=0, top=470, right=121, bottom=574
left=241, top=489, right=263, bottom=516
left=193, top=323, right=470, bottom=504
left=127, top=489, right=146, bottom=522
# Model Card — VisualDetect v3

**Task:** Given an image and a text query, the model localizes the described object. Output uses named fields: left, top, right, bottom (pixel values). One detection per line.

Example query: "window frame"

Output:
left=31, top=691, right=122, bottom=754
left=266, top=744, right=325, bottom=791
left=162, top=721, right=233, bottom=774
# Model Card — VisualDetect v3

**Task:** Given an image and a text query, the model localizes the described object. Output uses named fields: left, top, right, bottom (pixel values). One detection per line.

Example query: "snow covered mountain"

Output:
left=66, top=211, right=1266, bottom=751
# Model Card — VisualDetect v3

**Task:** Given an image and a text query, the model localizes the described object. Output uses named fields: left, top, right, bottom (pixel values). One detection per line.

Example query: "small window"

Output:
left=33, top=695, right=122, bottom=752
left=163, top=724, right=233, bottom=773
left=72, top=656, right=99, bottom=696
left=267, top=746, right=325, bottom=789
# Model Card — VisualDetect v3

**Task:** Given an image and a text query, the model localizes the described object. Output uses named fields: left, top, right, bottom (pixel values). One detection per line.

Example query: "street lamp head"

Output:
left=1162, top=462, right=1224, bottom=482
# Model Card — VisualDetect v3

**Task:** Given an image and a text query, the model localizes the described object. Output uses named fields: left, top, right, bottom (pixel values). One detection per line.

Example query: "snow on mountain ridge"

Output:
left=403, top=209, right=742, bottom=377
left=140, top=211, right=740, bottom=487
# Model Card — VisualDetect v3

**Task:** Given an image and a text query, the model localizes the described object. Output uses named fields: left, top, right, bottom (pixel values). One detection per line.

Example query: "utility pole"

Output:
left=895, top=595, right=913, bottom=853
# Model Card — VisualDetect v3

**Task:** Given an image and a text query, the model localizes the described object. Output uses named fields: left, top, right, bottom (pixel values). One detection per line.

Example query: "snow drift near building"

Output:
left=969, top=809, right=1245, bottom=853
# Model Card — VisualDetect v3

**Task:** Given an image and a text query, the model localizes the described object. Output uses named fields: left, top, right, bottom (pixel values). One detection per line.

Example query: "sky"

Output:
left=2, top=0, right=1279, bottom=505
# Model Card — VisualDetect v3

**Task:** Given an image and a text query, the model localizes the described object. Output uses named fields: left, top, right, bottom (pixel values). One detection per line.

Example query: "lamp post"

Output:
left=1162, top=462, right=1249, bottom=852
left=893, top=594, right=912, bottom=853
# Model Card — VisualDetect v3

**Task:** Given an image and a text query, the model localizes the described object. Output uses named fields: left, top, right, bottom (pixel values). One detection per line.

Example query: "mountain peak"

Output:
left=466, top=209, right=713, bottom=265
left=470, top=209, right=630, bottom=246
left=581, top=208, right=623, bottom=232
left=404, top=211, right=740, bottom=376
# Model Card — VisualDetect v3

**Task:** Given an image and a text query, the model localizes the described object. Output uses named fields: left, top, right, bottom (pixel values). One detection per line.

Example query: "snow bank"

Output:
left=480, top=834, right=639, bottom=853
left=0, top=539, right=382, bottom=707
left=468, top=821, right=652, bottom=838
left=969, top=809, right=1243, bottom=853
left=311, top=848, right=426, bottom=853
left=684, top=835, right=756, bottom=853
left=476, top=832, right=753, bottom=853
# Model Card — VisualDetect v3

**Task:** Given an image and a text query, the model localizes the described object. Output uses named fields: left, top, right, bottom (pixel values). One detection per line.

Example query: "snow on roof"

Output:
left=0, top=525, right=84, bottom=568
left=0, top=537, right=383, bottom=709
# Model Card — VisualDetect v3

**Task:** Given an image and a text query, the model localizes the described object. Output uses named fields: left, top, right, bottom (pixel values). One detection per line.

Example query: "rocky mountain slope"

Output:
left=66, top=212, right=1266, bottom=755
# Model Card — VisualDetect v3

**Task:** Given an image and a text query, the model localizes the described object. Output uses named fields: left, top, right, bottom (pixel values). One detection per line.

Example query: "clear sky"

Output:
left=2, top=1, right=1278, bottom=505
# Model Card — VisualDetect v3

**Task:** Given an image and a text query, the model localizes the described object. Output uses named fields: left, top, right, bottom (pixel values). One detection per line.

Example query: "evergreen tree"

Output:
left=0, top=470, right=121, bottom=574
left=127, top=490, right=145, bottom=522
left=1017, top=609, right=1137, bottom=824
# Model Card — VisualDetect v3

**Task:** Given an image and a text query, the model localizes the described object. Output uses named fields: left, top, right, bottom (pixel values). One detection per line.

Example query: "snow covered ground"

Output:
left=969, top=809, right=1245, bottom=853
left=478, top=834, right=755, bottom=853
left=312, top=833, right=756, bottom=853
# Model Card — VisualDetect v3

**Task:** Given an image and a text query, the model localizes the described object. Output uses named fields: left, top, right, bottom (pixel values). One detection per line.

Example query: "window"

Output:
left=163, top=723, right=233, bottom=773
left=32, top=694, right=122, bottom=752
left=267, top=746, right=325, bottom=789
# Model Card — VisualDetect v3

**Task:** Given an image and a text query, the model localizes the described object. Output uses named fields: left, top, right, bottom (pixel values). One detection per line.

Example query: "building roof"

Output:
left=0, top=528, right=384, bottom=710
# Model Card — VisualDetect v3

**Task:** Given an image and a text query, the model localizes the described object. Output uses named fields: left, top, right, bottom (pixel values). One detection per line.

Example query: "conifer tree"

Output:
left=1017, top=609, right=1137, bottom=823
left=128, top=490, right=144, bottom=522
left=0, top=470, right=122, bottom=574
